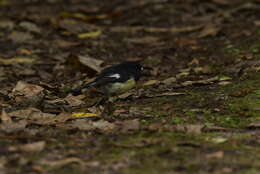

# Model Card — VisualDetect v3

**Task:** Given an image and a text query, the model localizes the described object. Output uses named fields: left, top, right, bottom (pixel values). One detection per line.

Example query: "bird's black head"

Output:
left=122, top=61, right=144, bottom=81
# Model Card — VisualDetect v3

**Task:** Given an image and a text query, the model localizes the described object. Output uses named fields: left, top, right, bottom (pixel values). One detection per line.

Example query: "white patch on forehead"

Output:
left=109, top=73, right=120, bottom=79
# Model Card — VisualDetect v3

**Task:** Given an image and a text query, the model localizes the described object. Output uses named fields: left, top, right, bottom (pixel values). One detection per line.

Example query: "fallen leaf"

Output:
left=0, top=57, right=36, bottom=64
left=218, top=75, right=232, bottom=81
left=77, top=55, right=104, bottom=73
left=0, top=110, right=12, bottom=123
left=118, top=91, right=134, bottom=99
left=37, top=157, right=84, bottom=170
left=8, top=108, right=55, bottom=120
left=72, top=112, right=98, bottom=118
left=193, top=66, right=212, bottom=74
left=153, top=92, right=186, bottom=97
left=0, top=20, right=14, bottom=30
left=125, top=36, right=159, bottom=45
left=181, top=76, right=219, bottom=86
left=218, top=81, right=232, bottom=86
left=78, top=30, right=102, bottom=39
left=9, top=141, right=46, bottom=152
left=143, top=80, right=159, bottom=86
left=198, top=24, right=220, bottom=38
left=116, top=119, right=140, bottom=133
left=64, top=94, right=85, bottom=106
left=8, top=31, right=33, bottom=43
left=161, top=77, right=177, bottom=85
left=174, top=124, right=204, bottom=134
left=53, top=39, right=80, bottom=48
left=206, top=151, right=224, bottom=159
left=19, top=21, right=41, bottom=33
left=12, top=81, right=44, bottom=97
left=210, top=136, right=228, bottom=144
left=92, top=120, right=116, bottom=131
left=69, top=119, right=116, bottom=131
left=0, top=120, right=27, bottom=133
left=247, top=121, right=260, bottom=128
left=254, top=20, right=260, bottom=26
left=203, top=126, right=231, bottom=132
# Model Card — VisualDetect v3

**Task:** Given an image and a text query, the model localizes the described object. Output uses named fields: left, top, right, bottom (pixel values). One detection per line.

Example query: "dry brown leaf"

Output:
left=198, top=24, right=220, bottom=38
left=53, top=40, right=80, bottom=48
left=19, top=21, right=41, bottom=33
left=64, top=94, right=85, bottom=106
left=8, top=31, right=33, bottom=43
left=78, top=30, right=102, bottom=39
left=143, top=80, right=159, bottom=86
left=116, top=119, right=140, bottom=133
left=247, top=121, right=260, bottom=128
left=8, top=108, right=55, bottom=121
left=0, top=57, right=36, bottom=64
left=118, top=91, right=134, bottom=99
left=206, top=151, right=224, bottom=159
left=0, top=20, right=14, bottom=30
left=0, top=120, right=27, bottom=133
left=125, top=36, right=159, bottom=45
left=9, top=141, right=46, bottom=152
left=254, top=20, right=260, bottom=26
left=174, top=124, right=204, bottom=134
left=182, top=77, right=219, bottom=86
left=78, top=55, right=103, bottom=73
left=0, top=110, right=12, bottom=123
left=69, top=119, right=116, bottom=131
left=161, top=77, right=177, bottom=85
left=38, top=157, right=84, bottom=169
left=154, top=92, right=186, bottom=97
left=203, top=126, right=231, bottom=132
left=12, top=81, right=44, bottom=97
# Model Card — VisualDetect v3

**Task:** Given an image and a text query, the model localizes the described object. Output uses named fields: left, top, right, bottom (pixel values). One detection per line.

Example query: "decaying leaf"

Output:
left=68, top=119, right=116, bottom=131
left=78, top=30, right=102, bottom=39
left=247, top=121, right=260, bottom=128
left=37, top=157, right=84, bottom=170
left=206, top=151, right=224, bottom=159
left=0, top=120, right=27, bottom=133
left=64, top=94, right=85, bottom=106
left=152, top=92, right=186, bottom=97
left=19, top=21, right=41, bottom=33
left=174, top=124, right=204, bottom=134
left=8, top=31, right=34, bottom=43
left=0, top=109, right=12, bottom=123
left=116, top=119, right=140, bottom=132
left=143, top=80, right=159, bottom=86
left=72, top=112, right=98, bottom=118
left=9, top=141, right=46, bottom=152
left=198, top=24, right=220, bottom=38
left=77, top=55, right=104, bottom=73
left=0, top=20, right=14, bottom=30
left=161, top=77, right=177, bottom=85
left=0, top=57, right=36, bottom=64
left=12, top=81, right=44, bottom=97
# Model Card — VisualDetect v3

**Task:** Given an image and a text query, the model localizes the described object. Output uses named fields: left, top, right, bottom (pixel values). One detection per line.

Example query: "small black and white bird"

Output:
left=71, top=61, right=145, bottom=96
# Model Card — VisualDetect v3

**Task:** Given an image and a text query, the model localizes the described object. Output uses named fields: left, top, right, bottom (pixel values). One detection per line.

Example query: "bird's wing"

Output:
left=94, top=73, right=121, bottom=85
left=71, top=73, right=122, bottom=95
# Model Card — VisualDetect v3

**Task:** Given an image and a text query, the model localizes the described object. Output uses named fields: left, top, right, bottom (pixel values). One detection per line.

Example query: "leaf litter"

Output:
left=1, top=1, right=260, bottom=174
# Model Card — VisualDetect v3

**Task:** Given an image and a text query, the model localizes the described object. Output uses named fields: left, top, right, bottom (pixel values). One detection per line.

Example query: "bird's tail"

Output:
left=71, top=81, right=97, bottom=95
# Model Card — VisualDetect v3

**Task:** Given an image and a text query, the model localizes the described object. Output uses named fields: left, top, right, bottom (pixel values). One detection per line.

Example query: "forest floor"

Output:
left=0, top=0, right=260, bottom=174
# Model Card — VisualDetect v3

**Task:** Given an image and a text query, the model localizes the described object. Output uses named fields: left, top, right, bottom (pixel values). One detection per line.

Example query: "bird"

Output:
left=71, top=61, right=145, bottom=96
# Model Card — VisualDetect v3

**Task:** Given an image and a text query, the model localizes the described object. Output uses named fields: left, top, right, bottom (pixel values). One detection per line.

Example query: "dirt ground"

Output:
left=0, top=0, right=260, bottom=174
